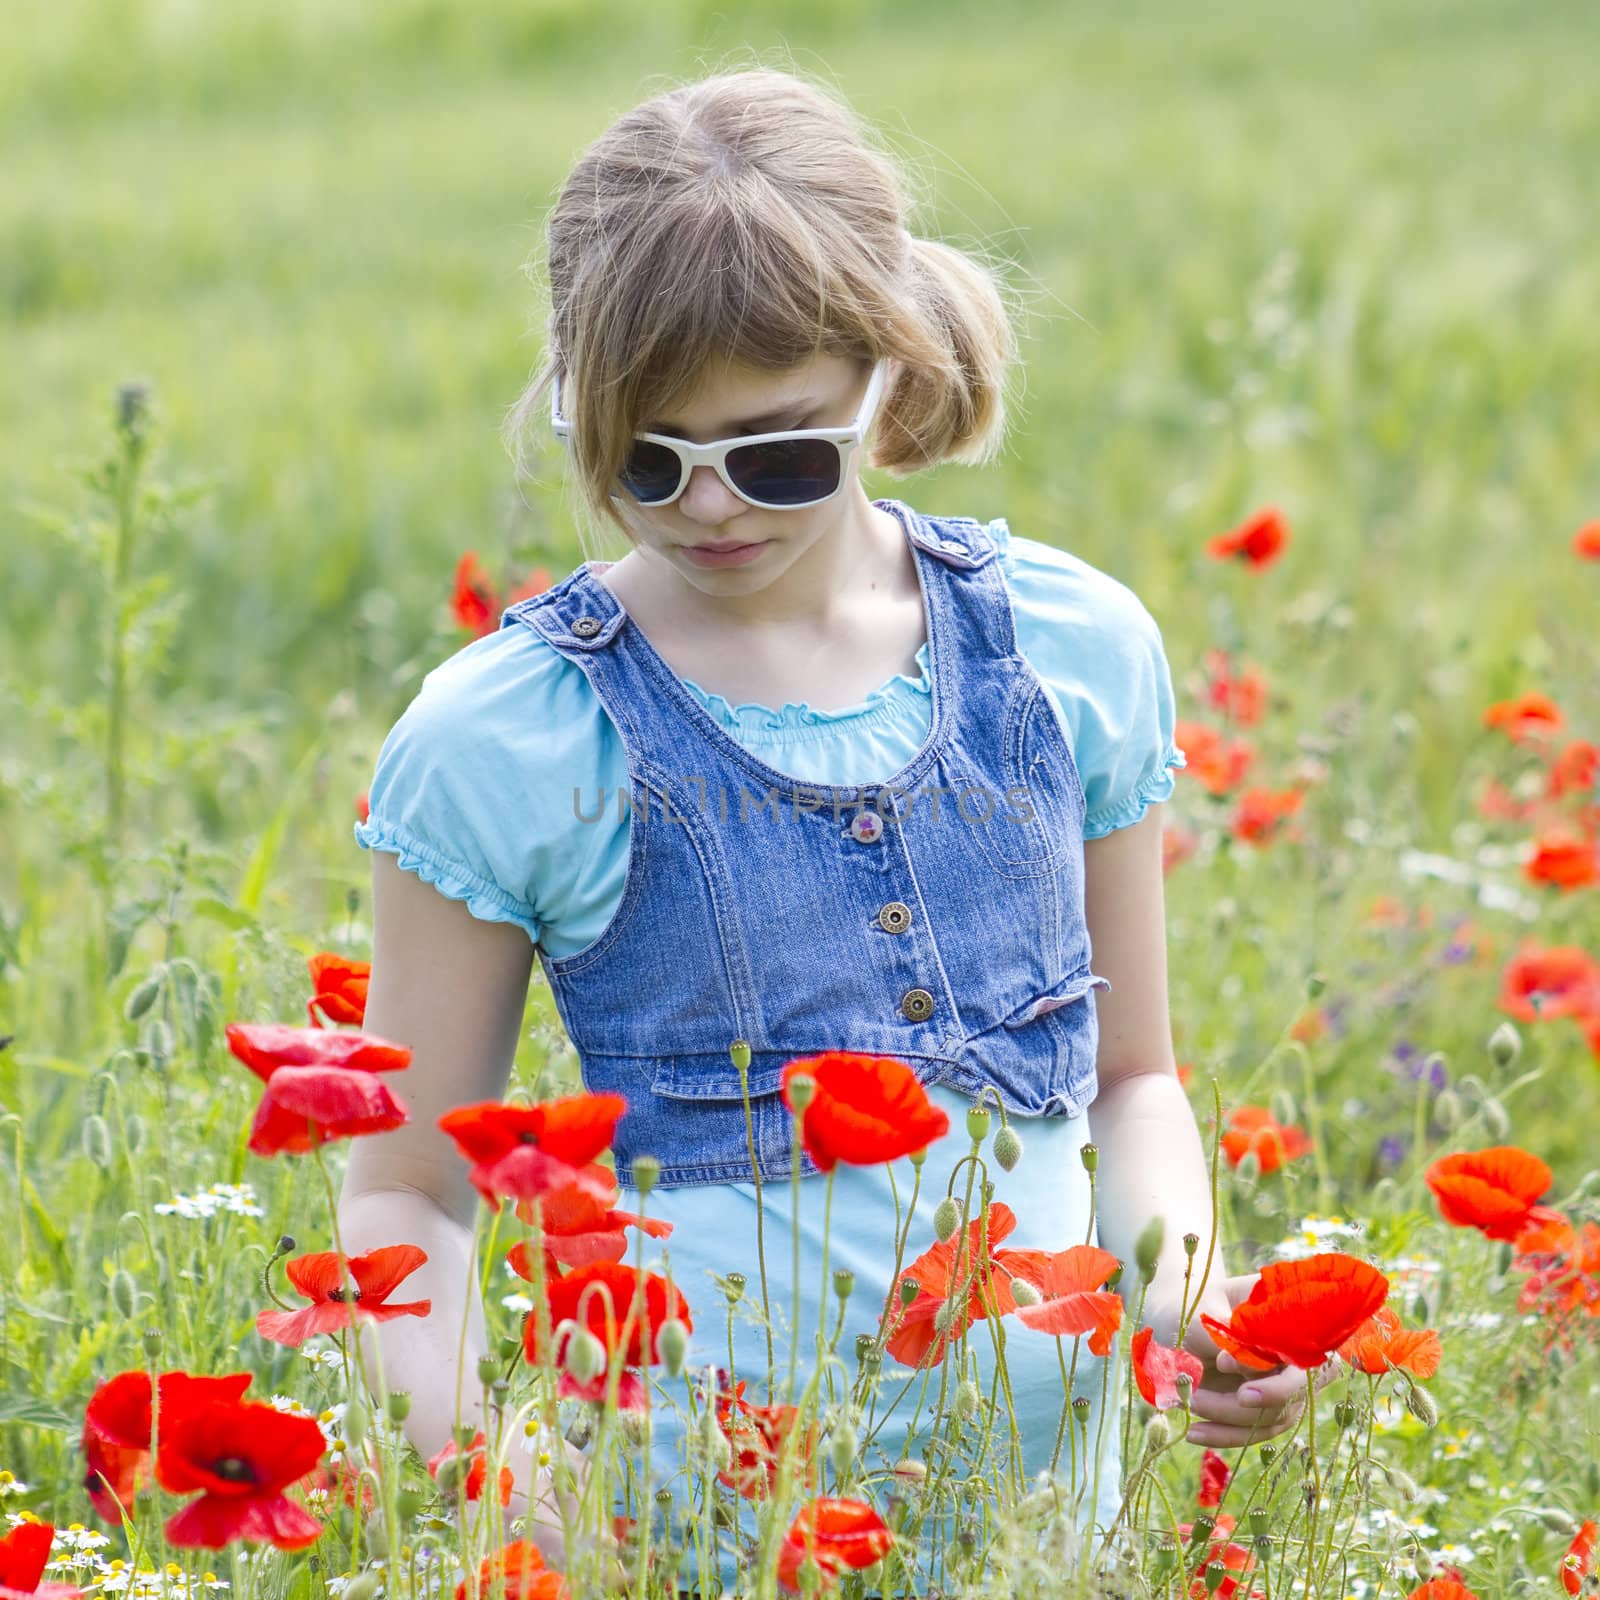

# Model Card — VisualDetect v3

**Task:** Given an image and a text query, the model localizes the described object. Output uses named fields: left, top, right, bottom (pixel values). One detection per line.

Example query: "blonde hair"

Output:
left=502, top=64, right=1020, bottom=546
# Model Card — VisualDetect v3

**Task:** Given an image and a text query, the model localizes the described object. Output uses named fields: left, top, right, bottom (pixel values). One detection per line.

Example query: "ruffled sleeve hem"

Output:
left=1083, top=743, right=1188, bottom=841
left=353, top=817, right=542, bottom=944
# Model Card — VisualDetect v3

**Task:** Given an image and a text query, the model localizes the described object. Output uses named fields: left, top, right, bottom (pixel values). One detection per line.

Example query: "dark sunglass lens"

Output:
left=618, top=440, right=682, bottom=504
left=726, top=440, right=841, bottom=506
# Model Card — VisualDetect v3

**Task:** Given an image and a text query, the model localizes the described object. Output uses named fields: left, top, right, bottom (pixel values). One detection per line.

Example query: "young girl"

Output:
left=341, top=64, right=1323, bottom=1586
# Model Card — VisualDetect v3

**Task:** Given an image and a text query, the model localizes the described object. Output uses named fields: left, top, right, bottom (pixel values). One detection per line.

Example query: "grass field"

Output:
left=4, top=0, right=1600, bottom=1595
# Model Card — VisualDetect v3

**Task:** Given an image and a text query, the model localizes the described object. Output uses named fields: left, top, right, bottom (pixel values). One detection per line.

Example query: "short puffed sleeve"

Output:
left=990, top=519, right=1188, bottom=840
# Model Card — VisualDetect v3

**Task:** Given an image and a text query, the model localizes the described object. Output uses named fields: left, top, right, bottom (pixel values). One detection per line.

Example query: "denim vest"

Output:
left=500, top=500, right=1110, bottom=1188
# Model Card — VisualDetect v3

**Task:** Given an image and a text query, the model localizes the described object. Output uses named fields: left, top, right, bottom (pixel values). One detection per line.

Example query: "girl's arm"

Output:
left=338, top=850, right=577, bottom=1552
left=1082, top=805, right=1325, bottom=1445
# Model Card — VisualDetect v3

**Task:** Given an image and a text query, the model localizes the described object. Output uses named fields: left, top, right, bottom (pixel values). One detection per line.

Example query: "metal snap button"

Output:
left=900, top=987, right=935, bottom=1022
left=849, top=810, right=884, bottom=845
left=570, top=616, right=602, bottom=638
left=877, top=901, right=911, bottom=934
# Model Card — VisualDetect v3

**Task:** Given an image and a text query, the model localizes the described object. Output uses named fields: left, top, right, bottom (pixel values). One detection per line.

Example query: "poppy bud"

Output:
left=1495, top=1242, right=1513, bottom=1275
left=143, top=1017, right=174, bottom=1068
left=111, top=1269, right=137, bottom=1319
left=564, top=1328, right=606, bottom=1385
left=833, top=1269, right=854, bottom=1304
left=387, top=1391, right=412, bottom=1424
left=786, top=1072, right=816, bottom=1115
left=729, top=1039, right=752, bottom=1072
left=124, top=974, right=163, bottom=1022
left=933, top=1300, right=961, bottom=1333
left=141, top=1327, right=162, bottom=1357
left=1105, top=1262, right=1124, bottom=1294
left=1234, top=1151, right=1261, bottom=1186
left=909, top=1145, right=928, bottom=1169
left=632, top=1154, right=660, bottom=1197
left=1580, top=1169, right=1600, bottom=1198
left=1174, top=1372, right=1193, bottom=1403
left=344, top=1394, right=369, bottom=1448
left=1412, top=1551, right=1434, bottom=1585
left=1080, top=1142, right=1099, bottom=1173
left=1403, top=1381, right=1438, bottom=1429
left=1134, top=1215, right=1165, bottom=1284
left=477, top=1355, right=500, bottom=1388
left=966, top=1105, right=991, bottom=1144
left=1486, top=1021, right=1520, bottom=1067
left=497, top=1335, right=521, bottom=1363
left=932, top=1198, right=962, bottom=1242
left=396, top=1485, right=425, bottom=1521
left=696, top=1408, right=732, bottom=1473
left=1305, top=973, right=1326, bottom=999
left=125, top=1114, right=146, bottom=1154
left=658, top=1318, right=689, bottom=1377
left=1432, top=1088, right=1461, bottom=1130
left=1588, top=1459, right=1600, bottom=1499
left=830, top=1422, right=857, bottom=1477
left=1389, top=1466, right=1420, bottom=1503
left=618, top=1410, right=649, bottom=1447
left=1270, top=1089, right=1297, bottom=1127
left=1482, top=1095, right=1510, bottom=1139
left=891, top=1458, right=927, bottom=1483
left=341, top=1572, right=382, bottom=1600
left=955, top=1379, right=980, bottom=1420
left=1143, top=1414, right=1171, bottom=1455
left=434, top=1455, right=469, bottom=1497
left=993, top=1125, right=1023, bottom=1171
left=82, top=1114, right=113, bottom=1171
left=1010, top=1279, right=1041, bottom=1308
left=1535, top=1508, right=1579, bottom=1536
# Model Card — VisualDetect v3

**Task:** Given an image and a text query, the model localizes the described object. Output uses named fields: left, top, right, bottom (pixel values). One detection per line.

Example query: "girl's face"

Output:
left=612, top=351, right=890, bottom=594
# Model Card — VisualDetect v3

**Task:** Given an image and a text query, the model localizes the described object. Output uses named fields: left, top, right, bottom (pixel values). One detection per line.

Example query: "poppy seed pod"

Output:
left=1080, top=1142, right=1099, bottom=1173
left=900, top=1278, right=921, bottom=1308
left=729, top=1039, right=752, bottom=1072
left=786, top=1072, right=817, bottom=1114
left=387, top=1390, right=412, bottom=1423
left=1247, top=1505, right=1271, bottom=1535
left=932, top=1197, right=962, bottom=1242
left=477, top=1355, right=500, bottom=1388
left=992, top=1125, right=1023, bottom=1171
left=632, top=1154, right=660, bottom=1196
left=722, top=1271, right=747, bottom=1304
left=966, top=1105, right=991, bottom=1143
left=833, top=1268, right=854, bottom=1304
left=141, top=1326, right=162, bottom=1357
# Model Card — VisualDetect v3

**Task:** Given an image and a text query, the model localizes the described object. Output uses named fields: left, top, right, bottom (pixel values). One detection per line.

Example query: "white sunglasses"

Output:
left=550, top=358, right=890, bottom=511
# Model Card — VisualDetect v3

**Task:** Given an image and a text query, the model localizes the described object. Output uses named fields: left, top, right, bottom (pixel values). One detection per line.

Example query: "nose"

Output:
left=676, top=464, right=748, bottom=527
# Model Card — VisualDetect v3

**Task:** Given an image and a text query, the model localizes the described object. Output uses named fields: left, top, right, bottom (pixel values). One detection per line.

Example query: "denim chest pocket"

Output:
left=941, top=675, right=1085, bottom=879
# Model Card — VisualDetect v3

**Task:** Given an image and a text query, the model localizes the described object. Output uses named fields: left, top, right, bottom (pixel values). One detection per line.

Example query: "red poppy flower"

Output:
left=1572, top=521, right=1600, bottom=562
left=225, top=1022, right=411, bottom=1157
left=714, top=1379, right=818, bottom=1501
left=1174, top=721, right=1255, bottom=796
left=1011, top=1245, right=1123, bottom=1353
left=1183, top=1535, right=1256, bottom=1599
left=255, top=1245, right=431, bottom=1346
left=1230, top=787, right=1304, bottom=847
left=779, top=1053, right=950, bottom=1172
left=1131, top=1326, right=1206, bottom=1410
left=1202, top=649, right=1269, bottom=726
left=0, top=1522, right=85, bottom=1600
left=885, top=1202, right=1050, bottom=1367
left=1524, top=828, right=1599, bottom=891
left=355, top=790, right=370, bottom=825
left=1562, top=1518, right=1598, bottom=1596
left=428, top=1432, right=514, bottom=1507
left=1198, top=1252, right=1390, bottom=1371
left=523, top=1263, right=691, bottom=1371
left=438, top=1094, right=625, bottom=1211
left=1515, top=1218, right=1600, bottom=1323
left=1197, top=1448, right=1231, bottom=1509
left=1336, top=1306, right=1442, bottom=1378
left=81, top=1370, right=254, bottom=1525
left=1220, top=1105, right=1312, bottom=1175
left=305, top=953, right=370, bottom=1028
left=509, top=1162, right=672, bottom=1271
left=776, top=1498, right=894, bottom=1593
left=1406, top=1582, right=1479, bottom=1600
left=1425, top=1146, right=1552, bottom=1242
left=452, top=552, right=499, bottom=638
left=1499, top=942, right=1600, bottom=1022
left=1205, top=507, right=1290, bottom=570
left=454, top=1540, right=568, bottom=1600
left=1546, top=740, right=1600, bottom=801
left=155, top=1393, right=327, bottom=1549
left=301, top=1452, right=376, bottom=1515
left=506, top=568, right=554, bottom=605
left=1482, top=692, right=1564, bottom=744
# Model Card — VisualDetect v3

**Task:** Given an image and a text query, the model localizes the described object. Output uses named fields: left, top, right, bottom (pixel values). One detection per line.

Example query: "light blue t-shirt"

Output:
left=354, top=517, right=1187, bottom=958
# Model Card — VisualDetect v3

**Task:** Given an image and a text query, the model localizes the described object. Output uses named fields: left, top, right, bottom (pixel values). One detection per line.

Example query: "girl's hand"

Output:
left=1155, top=1272, right=1342, bottom=1449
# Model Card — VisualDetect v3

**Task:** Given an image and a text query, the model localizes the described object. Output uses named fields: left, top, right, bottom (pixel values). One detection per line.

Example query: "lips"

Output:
left=688, top=541, right=761, bottom=553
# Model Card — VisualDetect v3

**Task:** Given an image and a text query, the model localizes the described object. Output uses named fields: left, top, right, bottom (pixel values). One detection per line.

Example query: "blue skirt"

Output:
left=608, top=1085, right=1126, bottom=1591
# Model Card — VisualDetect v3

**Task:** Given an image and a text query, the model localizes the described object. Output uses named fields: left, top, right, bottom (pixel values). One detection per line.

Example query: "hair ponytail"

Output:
left=872, top=235, right=1017, bottom=474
